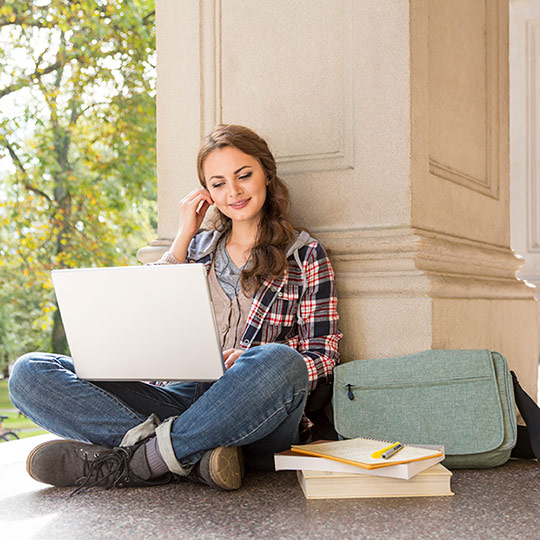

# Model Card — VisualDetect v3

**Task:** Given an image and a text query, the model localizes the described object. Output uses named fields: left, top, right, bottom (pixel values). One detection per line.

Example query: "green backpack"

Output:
left=332, top=350, right=538, bottom=468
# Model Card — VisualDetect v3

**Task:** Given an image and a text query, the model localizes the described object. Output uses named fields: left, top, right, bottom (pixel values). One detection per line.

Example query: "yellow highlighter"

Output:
left=371, top=442, right=402, bottom=459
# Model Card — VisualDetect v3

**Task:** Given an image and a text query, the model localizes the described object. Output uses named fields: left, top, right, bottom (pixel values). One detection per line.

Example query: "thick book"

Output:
left=290, top=437, right=443, bottom=470
left=274, top=449, right=444, bottom=480
left=297, top=463, right=454, bottom=499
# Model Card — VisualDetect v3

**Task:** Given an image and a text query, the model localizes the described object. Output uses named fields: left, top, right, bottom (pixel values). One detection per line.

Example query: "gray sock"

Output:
left=143, top=436, right=169, bottom=478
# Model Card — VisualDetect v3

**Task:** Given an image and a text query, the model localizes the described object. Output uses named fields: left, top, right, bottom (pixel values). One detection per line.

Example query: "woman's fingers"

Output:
left=178, top=191, right=213, bottom=217
left=224, top=349, right=243, bottom=370
left=196, top=199, right=211, bottom=216
left=170, top=188, right=215, bottom=259
left=223, top=348, right=234, bottom=360
left=182, top=188, right=214, bottom=207
left=176, top=189, right=214, bottom=238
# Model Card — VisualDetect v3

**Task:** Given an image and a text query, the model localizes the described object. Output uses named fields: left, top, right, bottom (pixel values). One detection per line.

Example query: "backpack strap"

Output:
left=510, top=371, right=540, bottom=461
left=304, top=376, right=338, bottom=442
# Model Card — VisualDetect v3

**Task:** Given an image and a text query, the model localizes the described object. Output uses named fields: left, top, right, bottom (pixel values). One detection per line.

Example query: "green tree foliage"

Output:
left=0, top=0, right=157, bottom=372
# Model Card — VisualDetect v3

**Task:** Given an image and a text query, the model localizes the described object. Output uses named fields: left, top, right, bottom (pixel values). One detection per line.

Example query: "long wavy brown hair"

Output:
left=197, top=124, right=296, bottom=290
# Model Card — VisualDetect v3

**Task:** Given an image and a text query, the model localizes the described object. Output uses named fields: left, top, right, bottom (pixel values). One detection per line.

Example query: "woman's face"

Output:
left=203, top=146, right=268, bottom=227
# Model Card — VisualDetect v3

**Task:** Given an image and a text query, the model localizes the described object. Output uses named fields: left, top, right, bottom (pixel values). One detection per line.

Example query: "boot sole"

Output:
left=26, top=439, right=81, bottom=484
left=209, top=446, right=244, bottom=490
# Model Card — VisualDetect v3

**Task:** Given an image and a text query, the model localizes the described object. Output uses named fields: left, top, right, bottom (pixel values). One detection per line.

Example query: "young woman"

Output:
left=8, top=124, right=342, bottom=493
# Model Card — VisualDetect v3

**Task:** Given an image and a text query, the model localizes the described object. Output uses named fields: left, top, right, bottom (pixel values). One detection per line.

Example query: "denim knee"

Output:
left=8, top=352, right=67, bottom=407
left=238, top=343, right=309, bottom=389
left=9, top=352, right=40, bottom=403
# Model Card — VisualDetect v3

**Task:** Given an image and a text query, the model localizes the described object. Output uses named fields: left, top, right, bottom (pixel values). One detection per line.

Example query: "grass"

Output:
left=0, top=379, right=49, bottom=441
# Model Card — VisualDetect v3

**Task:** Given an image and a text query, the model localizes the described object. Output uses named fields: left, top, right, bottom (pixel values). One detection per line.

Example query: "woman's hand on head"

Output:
left=223, top=348, right=243, bottom=370
left=169, top=188, right=214, bottom=262
left=177, top=188, right=214, bottom=240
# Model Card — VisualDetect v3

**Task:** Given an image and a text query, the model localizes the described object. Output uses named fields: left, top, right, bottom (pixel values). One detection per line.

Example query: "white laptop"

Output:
left=51, top=264, right=225, bottom=381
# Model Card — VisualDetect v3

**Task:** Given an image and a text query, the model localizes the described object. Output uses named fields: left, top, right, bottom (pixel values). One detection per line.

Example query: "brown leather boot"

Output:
left=188, top=446, right=244, bottom=490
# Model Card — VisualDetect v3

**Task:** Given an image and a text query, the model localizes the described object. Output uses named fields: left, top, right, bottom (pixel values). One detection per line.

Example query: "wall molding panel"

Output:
left=200, top=0, right=222, bottom=140
left=212, top=0, right=355, bottom=175
left=428, top=0, right=501, bottom=199
left=527, top=19, right=540, bottom=252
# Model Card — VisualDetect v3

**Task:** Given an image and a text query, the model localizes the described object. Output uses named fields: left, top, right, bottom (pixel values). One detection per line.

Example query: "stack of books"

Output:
left=274, top=437, right=453, bottom=499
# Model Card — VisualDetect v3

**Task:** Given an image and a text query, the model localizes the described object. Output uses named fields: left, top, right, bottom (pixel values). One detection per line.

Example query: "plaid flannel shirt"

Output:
left=154, top=228, right=342, bottom=431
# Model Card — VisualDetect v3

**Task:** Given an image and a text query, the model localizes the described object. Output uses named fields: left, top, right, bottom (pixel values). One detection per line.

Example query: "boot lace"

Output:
left=71, top=447, right=133, bottom=496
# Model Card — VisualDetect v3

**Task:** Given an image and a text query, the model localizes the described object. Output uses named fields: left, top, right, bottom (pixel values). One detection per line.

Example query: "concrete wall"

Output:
left=140, top=0, right=539, bottom=400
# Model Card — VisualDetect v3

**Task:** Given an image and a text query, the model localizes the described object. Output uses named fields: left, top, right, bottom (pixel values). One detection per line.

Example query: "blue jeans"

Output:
left=8, top=343, right=309, bottom=472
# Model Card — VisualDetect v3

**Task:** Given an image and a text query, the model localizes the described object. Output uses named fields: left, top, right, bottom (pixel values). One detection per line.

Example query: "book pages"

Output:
left=297, top=464, right=454, bottom=499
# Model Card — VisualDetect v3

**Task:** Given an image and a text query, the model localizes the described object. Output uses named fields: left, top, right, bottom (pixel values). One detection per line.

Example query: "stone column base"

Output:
left=317, top=226, right=538, bottom=401
left=137, top=240, right=171, bottom=265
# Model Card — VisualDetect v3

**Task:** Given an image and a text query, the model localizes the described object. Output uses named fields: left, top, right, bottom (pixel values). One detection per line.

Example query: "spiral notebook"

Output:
left=290, top=437, right=444, bottom=471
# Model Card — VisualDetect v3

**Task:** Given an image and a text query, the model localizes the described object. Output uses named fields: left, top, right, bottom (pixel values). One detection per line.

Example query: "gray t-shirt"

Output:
left=213, top=235, right=245, bottom=300
left=210, top=236, right=253, bottom=349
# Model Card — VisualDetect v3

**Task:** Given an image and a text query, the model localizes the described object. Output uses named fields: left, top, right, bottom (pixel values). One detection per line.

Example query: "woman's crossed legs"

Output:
left=8, top=343, right=309, bottom=490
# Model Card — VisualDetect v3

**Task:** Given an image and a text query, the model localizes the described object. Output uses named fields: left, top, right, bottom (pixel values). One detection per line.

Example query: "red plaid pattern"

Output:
left=240, top=242, right=342, bottom=394
left=152, top=230, right=343, bottom=432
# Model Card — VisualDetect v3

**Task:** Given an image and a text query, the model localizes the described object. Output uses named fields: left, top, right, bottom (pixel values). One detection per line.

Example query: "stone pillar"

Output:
left=510, top=0, right=540, bottom=366
left=139, top=0, right=538, bottom=399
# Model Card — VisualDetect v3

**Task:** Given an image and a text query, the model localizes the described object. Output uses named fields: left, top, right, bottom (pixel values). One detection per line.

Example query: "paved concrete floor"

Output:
left=1, top=435, right=538, bottom=540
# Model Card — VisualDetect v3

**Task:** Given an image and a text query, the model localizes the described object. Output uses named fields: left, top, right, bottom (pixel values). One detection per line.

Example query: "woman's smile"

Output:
left=230, top=198, right=251, bottom=210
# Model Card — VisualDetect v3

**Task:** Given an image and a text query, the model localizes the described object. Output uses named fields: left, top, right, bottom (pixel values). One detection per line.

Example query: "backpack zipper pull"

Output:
left=346, top=384, right=355, bottom=400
